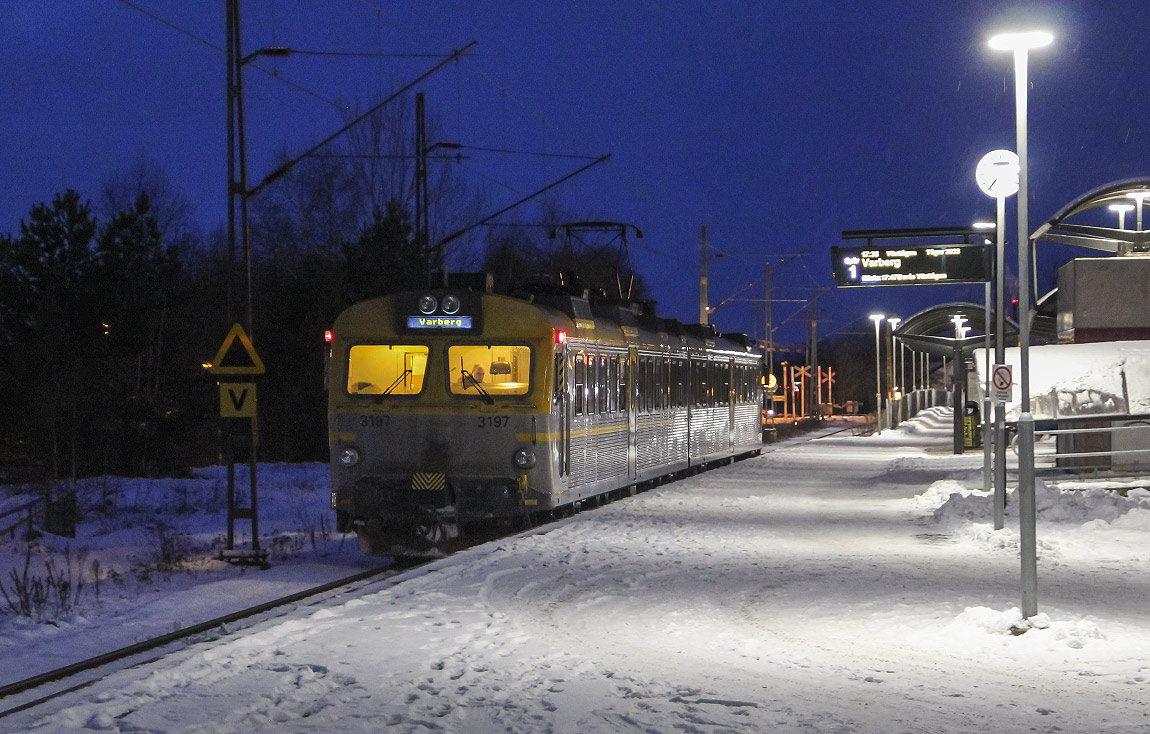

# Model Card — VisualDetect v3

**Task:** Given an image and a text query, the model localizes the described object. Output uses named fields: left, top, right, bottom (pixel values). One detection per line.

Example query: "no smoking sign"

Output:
left=992, top=364, right=1012, bottom=401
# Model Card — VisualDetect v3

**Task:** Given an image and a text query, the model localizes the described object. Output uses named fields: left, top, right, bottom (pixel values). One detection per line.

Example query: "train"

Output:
left=326, top=278, right=764, bottom=555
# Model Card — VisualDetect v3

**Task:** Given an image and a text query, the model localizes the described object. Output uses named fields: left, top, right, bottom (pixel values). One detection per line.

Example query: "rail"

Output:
left=0, top=561, right=408, bottom=718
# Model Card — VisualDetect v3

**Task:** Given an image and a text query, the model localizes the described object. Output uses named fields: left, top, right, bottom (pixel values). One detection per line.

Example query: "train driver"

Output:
left=464, top=364, right=485, bottom=387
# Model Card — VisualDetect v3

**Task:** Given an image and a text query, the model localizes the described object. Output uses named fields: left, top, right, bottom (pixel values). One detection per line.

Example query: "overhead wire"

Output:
left=112, top=0, right=347, bottom=111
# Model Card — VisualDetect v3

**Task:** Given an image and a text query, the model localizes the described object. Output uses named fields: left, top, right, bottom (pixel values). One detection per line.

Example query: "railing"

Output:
left=0, top=496, right=42, bottom=539
left=1014, top=420, right=1150, bottom=470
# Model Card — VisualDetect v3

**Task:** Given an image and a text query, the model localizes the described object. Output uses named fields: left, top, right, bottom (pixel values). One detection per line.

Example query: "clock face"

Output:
left=976, top=150, right=1020, bottom=198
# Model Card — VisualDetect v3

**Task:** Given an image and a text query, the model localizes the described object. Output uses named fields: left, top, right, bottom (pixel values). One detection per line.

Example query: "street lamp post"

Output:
left=990, top=27, right=1053, bottom=620
left=870, top=314, right=885, bottom=434
left=887, top=317, right=902, bottom=425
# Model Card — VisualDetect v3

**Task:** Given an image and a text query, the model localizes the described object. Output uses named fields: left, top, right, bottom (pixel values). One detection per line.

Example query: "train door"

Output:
left=557, top=350, right=569, bottom=477
left=627, top=347, right=637, bottom=480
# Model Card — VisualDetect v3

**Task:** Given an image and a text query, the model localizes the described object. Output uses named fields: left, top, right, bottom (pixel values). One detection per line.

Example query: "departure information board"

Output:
left=831, top=243, right=991, bottom=288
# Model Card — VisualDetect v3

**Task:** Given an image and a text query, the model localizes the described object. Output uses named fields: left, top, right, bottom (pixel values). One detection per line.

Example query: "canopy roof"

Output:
left=893, top=301, right=1019, bottom=357
left=1032, top=178, right=1150, bottom=254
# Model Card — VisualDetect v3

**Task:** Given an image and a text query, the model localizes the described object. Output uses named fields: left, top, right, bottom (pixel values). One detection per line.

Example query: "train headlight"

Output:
left=512, top=448, right=536, bottom=469
left=418, top=294, right=438, bottom=314
left=337, top=446, right=361, bottom=467
left=441, top=295, right=461, bottom=314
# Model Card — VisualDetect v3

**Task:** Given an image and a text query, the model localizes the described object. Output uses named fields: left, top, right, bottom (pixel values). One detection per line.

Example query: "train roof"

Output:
left=333, top=285, right=758, bottom=358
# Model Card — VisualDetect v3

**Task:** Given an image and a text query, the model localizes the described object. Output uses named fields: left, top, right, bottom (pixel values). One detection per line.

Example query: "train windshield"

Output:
left=346, top=344, right=429, bottom=396
left=448, top=345, right=532, bottom=397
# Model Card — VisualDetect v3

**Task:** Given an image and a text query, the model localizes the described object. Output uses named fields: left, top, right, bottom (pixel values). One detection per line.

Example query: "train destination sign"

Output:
left=831, top=243, right=991, bottom=288
left=407, top=315, right=474, bottom=329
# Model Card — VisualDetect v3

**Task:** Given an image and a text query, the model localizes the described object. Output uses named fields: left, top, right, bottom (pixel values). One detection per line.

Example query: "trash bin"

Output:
left=963, top=401, right=982, bottom=449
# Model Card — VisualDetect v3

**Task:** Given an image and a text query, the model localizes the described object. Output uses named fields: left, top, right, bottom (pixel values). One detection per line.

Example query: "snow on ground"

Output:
left=0, top=463, right=377, bottom=684
left=7, top=407, right=1150, bottom=732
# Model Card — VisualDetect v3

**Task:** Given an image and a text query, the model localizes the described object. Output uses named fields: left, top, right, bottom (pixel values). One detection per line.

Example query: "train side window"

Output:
left=602, top=354, right=611, bottom=416
left=574, top=354, right=586, bottom=415
left=593, top=354, right=602, bottom=416
left=346, top=344, right=429, bottom=396
left=664, top=358, right=672, bottom=411
left=617, top=355, right=628, bottom=412
left=639, top=358, right=648, bottom=414
left=606, top=355, right=617, bottom=413
left=646, top=357, right=656, bottom=413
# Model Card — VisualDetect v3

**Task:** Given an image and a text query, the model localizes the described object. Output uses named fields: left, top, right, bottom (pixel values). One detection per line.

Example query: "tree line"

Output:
left=0, top=104, right=647, bottom=482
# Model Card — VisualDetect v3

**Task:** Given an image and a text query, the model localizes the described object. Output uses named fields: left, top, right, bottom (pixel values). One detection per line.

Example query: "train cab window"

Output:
left=447, top=344, right=532, bottom=397
left=346, top=344, right=429, bottom=396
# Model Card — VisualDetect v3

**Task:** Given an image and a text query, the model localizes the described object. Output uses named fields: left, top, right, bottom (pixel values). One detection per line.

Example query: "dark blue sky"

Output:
left=3, top=1, right=1148, bottom=346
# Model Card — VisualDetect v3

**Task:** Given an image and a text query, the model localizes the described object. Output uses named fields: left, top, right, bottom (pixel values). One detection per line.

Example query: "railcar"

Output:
left=327, top=282, right=763, bottom=555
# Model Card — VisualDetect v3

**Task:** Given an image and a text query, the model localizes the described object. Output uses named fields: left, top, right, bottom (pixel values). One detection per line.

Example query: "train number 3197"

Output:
left=478, top=416, right=510, bottom=428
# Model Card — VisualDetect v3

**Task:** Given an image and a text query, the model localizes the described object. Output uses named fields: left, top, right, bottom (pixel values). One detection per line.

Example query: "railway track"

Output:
left=0, top=559, right=424, bottom=719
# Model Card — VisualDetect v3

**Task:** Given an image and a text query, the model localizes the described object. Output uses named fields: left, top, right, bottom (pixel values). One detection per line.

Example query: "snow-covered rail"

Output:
left=0, top=561, right=409, bottom=718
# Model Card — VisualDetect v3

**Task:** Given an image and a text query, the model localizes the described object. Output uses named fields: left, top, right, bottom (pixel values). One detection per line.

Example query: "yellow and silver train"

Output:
left=327, top=284, right=763, bottom=554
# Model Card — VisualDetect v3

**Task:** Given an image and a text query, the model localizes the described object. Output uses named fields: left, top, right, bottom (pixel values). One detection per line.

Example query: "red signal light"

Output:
left=324, top=330, right=334, bottom=343
left=555, top=330, right=567, bottom=345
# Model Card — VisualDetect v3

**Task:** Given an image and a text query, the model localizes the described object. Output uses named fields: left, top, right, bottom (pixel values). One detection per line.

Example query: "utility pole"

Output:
left=809, top=293, right=819, bottom=416
left=699, top=225, right=709, bottom=324
left=415, top=92, right=430, bottom=285
left=764, top=261, right=773, bottom=376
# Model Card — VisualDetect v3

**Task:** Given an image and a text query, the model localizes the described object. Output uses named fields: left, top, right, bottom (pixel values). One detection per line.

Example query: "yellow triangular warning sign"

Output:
left=207, top=323, right=265, bottom=375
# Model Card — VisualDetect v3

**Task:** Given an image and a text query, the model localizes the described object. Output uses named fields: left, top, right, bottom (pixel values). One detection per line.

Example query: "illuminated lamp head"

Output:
left=324, top=330, right=334, bottom=343
left=555, top=330, right=567, bottom=346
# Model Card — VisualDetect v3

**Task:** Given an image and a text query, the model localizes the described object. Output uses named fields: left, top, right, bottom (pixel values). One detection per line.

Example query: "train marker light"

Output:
left=513, top=448, right=537, bottom=469
left=338, top=446, right=360, bottom=467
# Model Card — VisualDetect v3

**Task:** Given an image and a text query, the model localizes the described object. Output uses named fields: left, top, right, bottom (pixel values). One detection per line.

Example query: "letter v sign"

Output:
left=220, top=382, right=257, bottom=418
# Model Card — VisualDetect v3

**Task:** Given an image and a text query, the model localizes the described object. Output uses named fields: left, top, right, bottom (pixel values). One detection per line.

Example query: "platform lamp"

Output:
left=1110, top=203, right=1135, bottom=231
left=870, top=314, right=885, bottom=434
left=989, top=27, right=1053, bottom=620
left=1127, top=191, right=1150, bottom=232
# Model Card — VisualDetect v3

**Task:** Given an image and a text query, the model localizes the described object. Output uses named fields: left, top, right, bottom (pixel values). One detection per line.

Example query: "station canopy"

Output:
left=893, top=301, right=1019, bottom=357
left=1032, top=177, right=1150, bottom=254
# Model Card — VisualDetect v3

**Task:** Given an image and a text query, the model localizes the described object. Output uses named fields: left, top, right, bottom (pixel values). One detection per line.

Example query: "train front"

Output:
left=326, top=289, right=563, bottom=555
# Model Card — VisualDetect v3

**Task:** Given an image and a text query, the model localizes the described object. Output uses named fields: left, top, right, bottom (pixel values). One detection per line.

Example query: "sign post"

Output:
left=976, top=149, right=1020, bottom=531
left=207, top=323, right=268, bottom=567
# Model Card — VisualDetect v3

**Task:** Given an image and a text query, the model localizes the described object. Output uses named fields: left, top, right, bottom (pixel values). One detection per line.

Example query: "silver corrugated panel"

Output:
left=733, top=404, right=759, bottom=447
left=595, top=419, right=629, bottom=480
left=569, top=429, right=594, bottom=487
left=668, top=410, right=689, bottom=463
left=635, top=415, right=663, bottom=471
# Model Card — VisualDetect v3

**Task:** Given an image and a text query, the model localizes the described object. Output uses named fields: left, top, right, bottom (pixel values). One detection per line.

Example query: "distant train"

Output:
left=327, top=281, right=763, bottom=555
